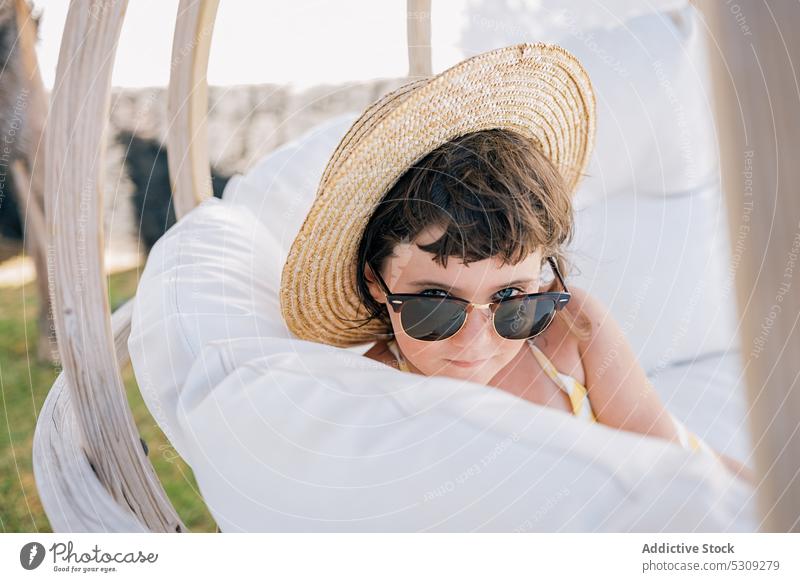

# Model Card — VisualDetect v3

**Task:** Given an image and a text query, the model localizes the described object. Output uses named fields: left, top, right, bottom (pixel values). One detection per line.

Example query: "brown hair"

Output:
left=353, top=128, right=591, bottom=341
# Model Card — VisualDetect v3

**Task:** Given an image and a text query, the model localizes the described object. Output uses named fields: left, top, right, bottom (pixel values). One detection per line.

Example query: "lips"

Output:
left=447, top=358, right=488, bottom=368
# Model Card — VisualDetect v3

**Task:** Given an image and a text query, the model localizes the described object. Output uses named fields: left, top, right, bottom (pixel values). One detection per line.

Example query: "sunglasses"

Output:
left=367, top=256, right=571, bottom=342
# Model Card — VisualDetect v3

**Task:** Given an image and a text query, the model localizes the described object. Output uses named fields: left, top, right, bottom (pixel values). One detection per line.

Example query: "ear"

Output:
left=364, top=263, right=386, bottom=304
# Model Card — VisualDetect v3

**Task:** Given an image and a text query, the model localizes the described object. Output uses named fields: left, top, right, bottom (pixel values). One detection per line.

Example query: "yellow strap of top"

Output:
left=671, top=414, right=715, bottom=455
left=386, top=339, right=410, bottom=373
left=528, top=342, right=597, bottom=422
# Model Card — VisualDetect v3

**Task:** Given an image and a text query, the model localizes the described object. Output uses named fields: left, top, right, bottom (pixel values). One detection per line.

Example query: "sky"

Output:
left=30, top=0, right=465, bottom=90
left=29, top=1, right=680, bottom=90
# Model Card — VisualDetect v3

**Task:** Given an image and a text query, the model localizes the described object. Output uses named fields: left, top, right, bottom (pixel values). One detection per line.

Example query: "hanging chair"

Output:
left=30, top=0, right=434, bottom=533
left=30, top=0, right=798, bottom=533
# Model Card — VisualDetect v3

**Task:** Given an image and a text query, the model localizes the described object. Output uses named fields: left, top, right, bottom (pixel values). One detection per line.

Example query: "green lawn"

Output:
left=0, top=268, right=217, bottom=532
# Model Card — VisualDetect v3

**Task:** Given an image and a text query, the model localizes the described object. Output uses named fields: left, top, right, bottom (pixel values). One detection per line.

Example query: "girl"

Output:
left=278, top=43, right=754, bottom=486
left=355, top=129, right=754, bottom=485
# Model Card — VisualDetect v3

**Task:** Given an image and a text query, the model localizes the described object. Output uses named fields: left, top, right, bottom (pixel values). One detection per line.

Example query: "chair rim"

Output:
left=32, top=0, right=432, bottom=532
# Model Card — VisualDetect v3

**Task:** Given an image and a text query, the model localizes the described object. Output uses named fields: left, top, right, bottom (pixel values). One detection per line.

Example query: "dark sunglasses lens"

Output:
left=400, top=297, right=467, bottom=341
left=494, top=297, right=557, bottom=340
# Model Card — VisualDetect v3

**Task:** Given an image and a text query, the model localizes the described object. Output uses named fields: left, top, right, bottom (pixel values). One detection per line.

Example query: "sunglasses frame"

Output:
left=367, top=256, right=572, bottom=342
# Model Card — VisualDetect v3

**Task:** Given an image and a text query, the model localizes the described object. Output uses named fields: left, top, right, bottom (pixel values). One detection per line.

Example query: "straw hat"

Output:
left=280, top=42, right=596, bottom=347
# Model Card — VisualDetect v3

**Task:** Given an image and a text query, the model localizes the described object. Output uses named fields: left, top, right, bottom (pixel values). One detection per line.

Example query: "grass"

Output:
left=0, top=268, right=217, bottom=532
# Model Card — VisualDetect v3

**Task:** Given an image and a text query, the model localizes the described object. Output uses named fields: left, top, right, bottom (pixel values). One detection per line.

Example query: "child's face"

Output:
left=367, top=225, right=544, bottom=384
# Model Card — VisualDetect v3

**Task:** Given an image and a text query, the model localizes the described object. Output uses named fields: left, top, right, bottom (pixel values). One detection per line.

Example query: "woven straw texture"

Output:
left=280, top=42, right=596, bottom=347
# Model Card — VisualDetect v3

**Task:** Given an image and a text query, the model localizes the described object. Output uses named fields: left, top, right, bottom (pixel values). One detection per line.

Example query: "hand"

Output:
left=714, top=451, right=756, bottom=486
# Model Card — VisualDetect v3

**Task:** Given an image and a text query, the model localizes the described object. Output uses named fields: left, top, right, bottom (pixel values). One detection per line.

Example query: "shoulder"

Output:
left=543, top=284, right=618, bottom=356
left=562, top=285, right=605, bottom=325
left=566, top=286, right=680, bottom=438
left=534, top=284, right=614, bottom=384
left=563, top=285, right=634, bottom=367
left=538, top=283, right=606, bottom=345
left=560, top=285, right=628, bottom=378
left=363, top=339, right=394, bottom=366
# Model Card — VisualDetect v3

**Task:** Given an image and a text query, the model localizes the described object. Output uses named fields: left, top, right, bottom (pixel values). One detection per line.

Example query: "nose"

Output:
left=449, top=304, right=495, bottom=348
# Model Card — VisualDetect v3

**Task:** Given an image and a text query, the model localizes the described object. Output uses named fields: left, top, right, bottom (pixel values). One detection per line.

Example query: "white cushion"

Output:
left=449, top=2, right=718, bottom=207
left=222, top=112, right=360, bottom=278
left=128, top=197, right=755, bottom=531
left=649, top=350, right=754, bottom=465
left=567, top=184, right=740, bottom=374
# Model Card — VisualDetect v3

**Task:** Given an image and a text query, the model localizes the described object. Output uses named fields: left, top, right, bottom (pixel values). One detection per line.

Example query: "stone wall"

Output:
left=103, top=77, right=407, bottom=255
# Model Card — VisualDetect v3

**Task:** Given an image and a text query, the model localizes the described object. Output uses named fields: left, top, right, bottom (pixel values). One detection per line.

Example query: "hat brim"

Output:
left=280, top=42, right=596, bottom=347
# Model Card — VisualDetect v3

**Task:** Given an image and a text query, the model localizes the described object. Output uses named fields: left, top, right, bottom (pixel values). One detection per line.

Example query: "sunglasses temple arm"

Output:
left=548, top=256, right=570, bottom=295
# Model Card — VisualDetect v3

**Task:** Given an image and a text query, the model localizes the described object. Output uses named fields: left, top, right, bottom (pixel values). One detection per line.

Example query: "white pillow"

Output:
left=128, top=197, right=756, bottom=531
left=449, top=2, right=718, bottom=207
left=567, top=184, right=740, bottom=374
left=649, top=350, right=754, bottom=465
left=222, top=112, right=360, bottom=276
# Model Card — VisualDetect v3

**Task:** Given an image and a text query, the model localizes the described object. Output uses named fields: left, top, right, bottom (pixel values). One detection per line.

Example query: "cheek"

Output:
left=400, top=337, right=450, bottom=364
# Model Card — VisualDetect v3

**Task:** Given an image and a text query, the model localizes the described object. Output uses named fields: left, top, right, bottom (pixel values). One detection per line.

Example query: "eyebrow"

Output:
left=407, top=278, right=537, bottom=294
